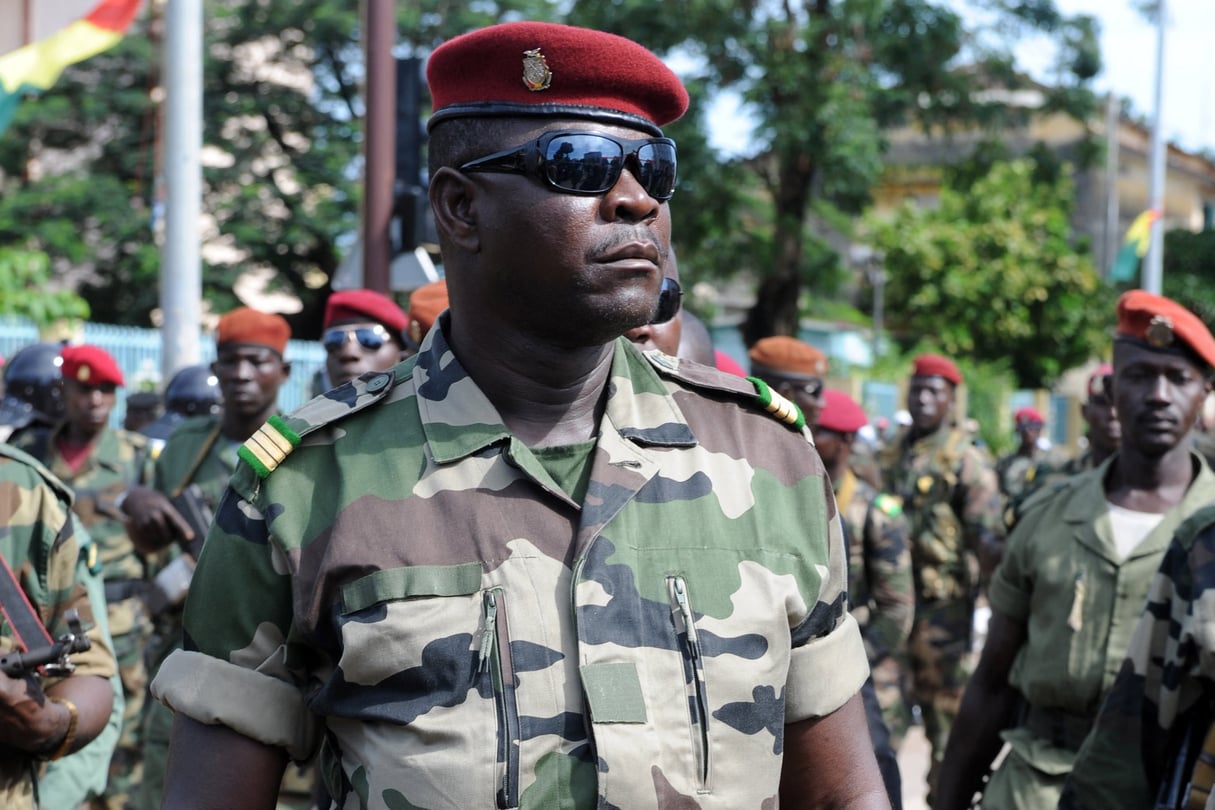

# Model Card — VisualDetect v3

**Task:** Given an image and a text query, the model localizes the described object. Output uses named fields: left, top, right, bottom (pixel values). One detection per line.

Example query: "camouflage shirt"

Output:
left=0, top=445, right=116, bottom=807
left=835, top=468, right=914, bottom=664
left=152, top=325, right=868, bottom=809
left=878, top=425, right=1003, bottom=602
left=13, top=423, right=153, bottom=584
left=1062, top=499, right=1215, bottom=809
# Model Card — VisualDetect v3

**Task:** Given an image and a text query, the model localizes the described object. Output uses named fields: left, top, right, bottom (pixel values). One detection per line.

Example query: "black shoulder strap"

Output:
left=0, top=553, right=53, bottom=652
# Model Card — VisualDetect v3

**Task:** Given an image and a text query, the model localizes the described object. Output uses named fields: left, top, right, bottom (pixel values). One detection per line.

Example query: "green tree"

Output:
left=0, top=247, right=90, bottom=327
left=1161, top=229, right=1215, bottom=327
left=869, top=159, right=1111, bottom=389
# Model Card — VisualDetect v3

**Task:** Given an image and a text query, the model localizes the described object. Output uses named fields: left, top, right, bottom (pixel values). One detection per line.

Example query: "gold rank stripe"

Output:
left=238, top=414, right=301, bottom=479
left=745, top=376, right=806, bottom=430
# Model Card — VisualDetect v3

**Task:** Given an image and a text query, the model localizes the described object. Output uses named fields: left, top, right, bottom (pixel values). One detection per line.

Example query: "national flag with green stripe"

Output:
left=0, top=0, right=143, bottom=135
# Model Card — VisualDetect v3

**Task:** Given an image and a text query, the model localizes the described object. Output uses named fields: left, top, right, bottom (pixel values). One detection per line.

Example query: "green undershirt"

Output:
left=530, top=438, right=598, bottom=504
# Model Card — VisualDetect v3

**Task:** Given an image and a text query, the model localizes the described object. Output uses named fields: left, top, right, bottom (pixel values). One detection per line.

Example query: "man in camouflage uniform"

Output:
left=12, top=343, right=153, bottom=808
left=935, top=290, right=1215, bottom=810
left=994, top=406, right=1045, bottom=502
left=0, top=444, right=116, bottom=808
left=877, top=352, right=1004, bottom=803
left=818, top=388, right=915, bottom=809
left=121, top=307, right=294, bottom=810
left=150, top=21, right=886, bottom=809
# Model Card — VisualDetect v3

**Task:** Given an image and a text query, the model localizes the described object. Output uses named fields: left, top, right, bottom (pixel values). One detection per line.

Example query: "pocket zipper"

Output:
left=481, top=589, right=520, bottom=809
left=668, top=575, right=712, bottom=791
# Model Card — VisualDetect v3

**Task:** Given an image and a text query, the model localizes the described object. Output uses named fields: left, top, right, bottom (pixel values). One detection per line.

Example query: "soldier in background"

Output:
left=9, top=344, right=152, bottom=810
left=121, top=392, right=162, bottom=434
left=0, top=444, right=117, bottom=807
left=937, top=291, right=1215, bottom=810
left=0, top=343, right=65, bottom=443
left=402, top=278, right=449, bottom=353
left=120, top=308, right=294, bottom=810
left=877, top=352, right=1004, bottom=804
left=818, top=388, right=915, bottom=809
left=995, top=407, right=1045, bottom=501
left=321, top=289, right=410, bottom=390
left=748, top=336, right=828, bottom=427
left=139, top=365, right=222, bottom=453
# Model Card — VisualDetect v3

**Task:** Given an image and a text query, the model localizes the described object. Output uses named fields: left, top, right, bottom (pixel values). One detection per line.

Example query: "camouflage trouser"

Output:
left=904, top=597, right=974, bottom=805
left=872, top=654, right=911, bottom=750
left=88, top=595, right=151, bottom=809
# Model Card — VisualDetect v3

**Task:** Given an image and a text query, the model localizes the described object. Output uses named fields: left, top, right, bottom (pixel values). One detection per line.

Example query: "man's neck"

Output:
left=447, top=319, right=616, bottom=448
left=222, top=409, right=274, bottom=443
left=1106, top=440, right=1196, bottom=512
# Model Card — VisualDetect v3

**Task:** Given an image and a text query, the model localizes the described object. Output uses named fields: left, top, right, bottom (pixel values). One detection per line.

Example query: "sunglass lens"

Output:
left=545, top=134, right=623, bottom=194
left=355, top=329, right=386, bottom=350
left=650, top=277, right=683, bottom=325
left=322, top=332, right=346, bottom=352
left=636, top=143, right=677, bottom=200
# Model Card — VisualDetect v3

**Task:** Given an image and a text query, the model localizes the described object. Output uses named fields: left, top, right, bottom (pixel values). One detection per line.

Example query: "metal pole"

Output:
left=1102, top=93, right=1120, bottom=275
left=1144, top=0, right=1167, bottom=294
left=160, top=0, right=203, bottom=378
left=362, top=0, right=395, bottom=293
left=870, top=266, right=885, bottom=363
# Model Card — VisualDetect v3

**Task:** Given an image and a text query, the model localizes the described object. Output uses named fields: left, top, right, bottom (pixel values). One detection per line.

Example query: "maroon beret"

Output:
left=324, top=289, right=409, bottom=335
left=216, top=307, right=291, bottom=355
left=60, top=344, right=124, bottom=387
left=1014, top=406, right=1045, bottom=428
left=1086, top=363, right=1113, bottom=400
left=427, top=21, right=689, bottom=135
left=912, top=353, right=962, bottom=385
left=1115, top=289, right=1215, bottom=369
left=818, top=389, right=868, bottom=434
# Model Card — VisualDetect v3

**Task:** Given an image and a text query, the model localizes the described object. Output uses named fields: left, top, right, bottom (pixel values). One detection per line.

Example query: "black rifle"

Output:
left=170, top=483, right=213, bottom=561
left=0, top=609, right=91, bottom=678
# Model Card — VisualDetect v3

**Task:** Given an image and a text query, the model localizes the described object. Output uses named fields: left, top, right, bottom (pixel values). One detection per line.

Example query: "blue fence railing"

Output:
left=0, top=317, right=326, bottom=429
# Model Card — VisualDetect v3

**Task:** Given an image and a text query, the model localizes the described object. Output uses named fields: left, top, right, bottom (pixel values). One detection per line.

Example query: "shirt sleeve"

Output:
left=149, top=484, right=318, bottom=760
left=986, top=506, right=1039, bottom=622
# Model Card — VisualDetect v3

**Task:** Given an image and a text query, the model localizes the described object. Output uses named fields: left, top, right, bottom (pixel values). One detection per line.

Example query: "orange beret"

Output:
left=912, top=353, right=962, bottom=385
left=1086, top=363, right=1113, bottom=400
left=1115, top=290, right=1215, bottom=369
left=60, top=344, right=124, bottom=387
left=406, top=280, right=450, bottom=347
left=818, top=389, right=868, bottom=434
left=748, top=336, right=829, bottom=377
left=324, top=289, right=409, bottom=335
left=1014, top=406, right=1045, bottom=427
left=216, top=307, right=291, bottom=355
left=427, top=21, right=689, bottom=135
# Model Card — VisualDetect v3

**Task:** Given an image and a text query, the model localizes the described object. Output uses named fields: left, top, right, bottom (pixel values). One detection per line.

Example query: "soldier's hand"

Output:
left=122, top=485, right=194, bottom=554
left=0, top=670, right=68, bottom=753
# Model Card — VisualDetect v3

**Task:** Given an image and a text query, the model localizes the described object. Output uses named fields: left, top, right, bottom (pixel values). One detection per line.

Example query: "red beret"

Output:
left=714, top=350, right=746, bottom=377
left=1014, top=406, right=1045, bottom=427
left=60, top=344, right=124, bottom=387
left=407, top=280, right=450, bottom=347
left=1086, top=363, right=1113, bottom=400
left=324, top=289, right=409, bottom=335
left=427, top=21, right=689, bottom=135
left=216, top=307, right=291, bottom=355
left=1115, top=290, right=1215, bottom=368
left=748, top=337, right=829, bottom=377
left=818, top=389, right=868, bottom=434
left=912, top=353, right=962, bottom=385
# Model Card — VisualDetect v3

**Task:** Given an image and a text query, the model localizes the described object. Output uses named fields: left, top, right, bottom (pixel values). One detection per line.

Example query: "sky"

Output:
left=708, top=0, right=1215, bottom=158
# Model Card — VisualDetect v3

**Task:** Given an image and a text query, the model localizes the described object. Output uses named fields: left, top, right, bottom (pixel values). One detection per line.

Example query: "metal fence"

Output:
left=0, top=316, right=326, bottom=429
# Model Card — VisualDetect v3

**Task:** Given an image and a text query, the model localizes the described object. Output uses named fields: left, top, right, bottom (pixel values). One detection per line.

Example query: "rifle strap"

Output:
left=0, top=552, right=54, bottom=653
left=1186, top=720, right=1215, bottom=810
left=170, top=423, right=223, bottom=499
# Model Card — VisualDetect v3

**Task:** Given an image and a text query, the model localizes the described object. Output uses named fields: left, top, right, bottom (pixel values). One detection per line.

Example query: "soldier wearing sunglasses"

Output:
left=320, top=289, right=411, bottom=390
left=152, top=21, right=884, bottom=810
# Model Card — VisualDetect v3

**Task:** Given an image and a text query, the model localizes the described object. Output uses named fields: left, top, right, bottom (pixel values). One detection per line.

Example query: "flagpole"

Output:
left=1144, top=0, right=1167, bottom=294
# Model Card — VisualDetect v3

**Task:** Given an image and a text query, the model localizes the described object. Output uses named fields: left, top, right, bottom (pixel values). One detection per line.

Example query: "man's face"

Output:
left=907, top=375, right=954, bottom=434
left=1111, top=342, right=1210, bottom=457
left=211, top=344, right=289, bottom=419
left=63, top=379, right=116, bottom=435
left=462, top=120, right=671, bottom=347
left=323, top=320, right=403, bottom=387
left=814, top=428, right=850, bottom=469
left=1081, top=393, right=1121, bottom=453
left=1018, top=423, right=1043, bottom=449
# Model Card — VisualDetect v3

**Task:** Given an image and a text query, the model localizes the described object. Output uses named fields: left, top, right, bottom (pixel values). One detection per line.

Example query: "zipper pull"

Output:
left=1067, top=571, right=1085, bottom=632
left=479, top=591, right=498, bottom=673
left=672, top=577, right=700, bottom=660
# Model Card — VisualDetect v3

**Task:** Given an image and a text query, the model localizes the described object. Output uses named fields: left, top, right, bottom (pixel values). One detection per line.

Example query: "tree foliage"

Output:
left=1160, top=229, right=1215, bottom=327
left=0, top=247, right=90, bottom=327
left=869, top=160, right=1111, bottom=389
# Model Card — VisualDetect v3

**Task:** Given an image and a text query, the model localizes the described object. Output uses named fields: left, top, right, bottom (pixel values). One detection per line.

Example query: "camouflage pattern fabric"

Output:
left=836, top=467, right=914, bottom=744
left=1003, top=450, right=1096, bottom=530
left=878, top=424, right=1003, bottom=796
left=994, top=452, right=1036, bottom=501
left=0, top=444, right=116, bottom=808
left=1061, top=501, right=1215, bottom=810
left=152, top=327, right=870, bottom=809
left=13, top=423, right=155, bottom=808
left=985, top=453, right=1215, bottom=810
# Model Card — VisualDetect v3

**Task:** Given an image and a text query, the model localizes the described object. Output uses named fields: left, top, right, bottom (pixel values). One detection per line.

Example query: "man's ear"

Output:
left=429, top=167, right=480, bottom=253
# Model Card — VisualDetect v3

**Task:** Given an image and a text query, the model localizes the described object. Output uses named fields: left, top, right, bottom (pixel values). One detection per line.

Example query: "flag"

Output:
left=1108, top=209, right=1162, bottom=283
left=0, top=0, right=143, bottom=135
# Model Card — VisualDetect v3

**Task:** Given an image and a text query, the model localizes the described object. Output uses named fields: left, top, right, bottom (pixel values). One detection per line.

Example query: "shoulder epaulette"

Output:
left=237, top=369, right=400, bottom=479
left=1171, top=503, right=1215, bottom=552
left=0, top=443, right=74, bottom=506
left=747, top=376, right=806, bottom=430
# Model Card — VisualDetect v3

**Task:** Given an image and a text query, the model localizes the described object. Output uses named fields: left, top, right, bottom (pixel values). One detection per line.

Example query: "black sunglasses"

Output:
left=459, top=130, right=678, bottom=201
left=651, top=277, right=683, bottom=325
left=775, top=377, right=824, bottom=401
left=322, top=325, right=392, bottom=353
